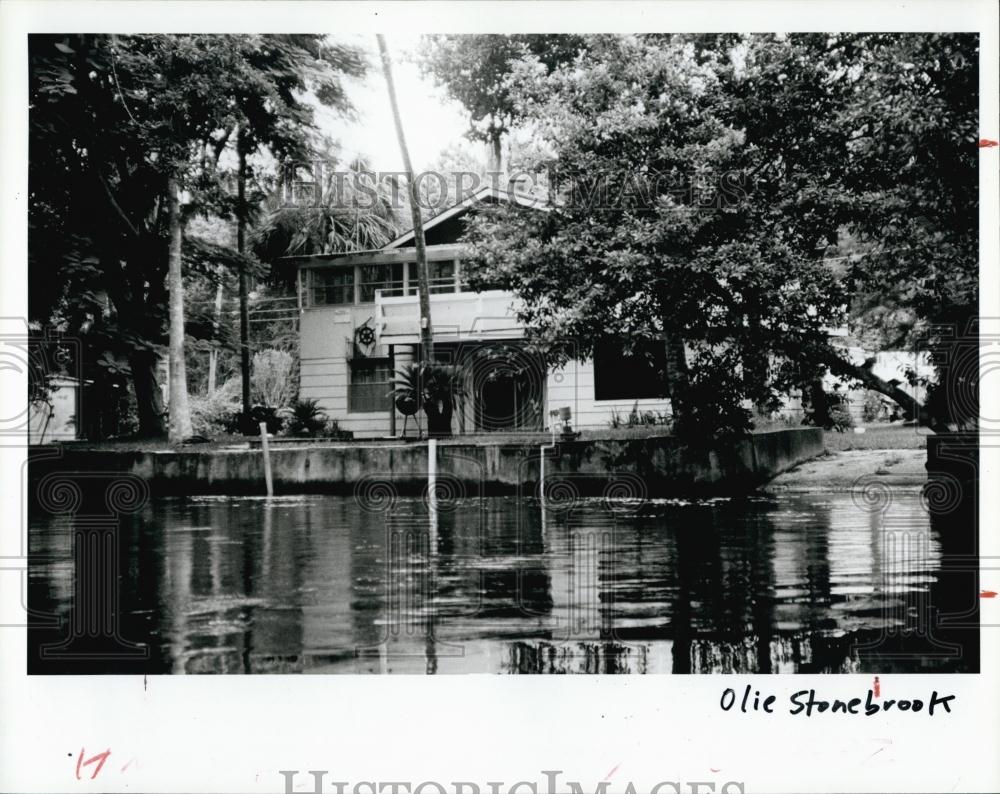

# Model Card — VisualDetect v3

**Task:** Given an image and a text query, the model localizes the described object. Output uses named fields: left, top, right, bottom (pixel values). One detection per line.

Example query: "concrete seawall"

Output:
left=29, top=428, right=824, bottom=498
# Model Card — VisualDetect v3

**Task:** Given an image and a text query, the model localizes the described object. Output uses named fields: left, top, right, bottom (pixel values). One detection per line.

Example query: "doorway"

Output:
left=473, top=353, right=543, bottom=432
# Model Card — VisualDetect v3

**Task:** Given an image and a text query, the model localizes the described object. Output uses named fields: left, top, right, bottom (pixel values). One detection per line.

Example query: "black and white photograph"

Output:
left=2, top=1, right=999, bottom=792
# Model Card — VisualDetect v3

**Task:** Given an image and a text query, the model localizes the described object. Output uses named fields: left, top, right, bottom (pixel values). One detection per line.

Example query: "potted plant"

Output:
left=391, top=362, right=465, bottom=438
left=420, top=363, right=465, bottom=437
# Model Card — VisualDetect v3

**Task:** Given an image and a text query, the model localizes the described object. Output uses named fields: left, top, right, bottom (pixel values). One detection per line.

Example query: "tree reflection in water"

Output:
left=28, top=491, right=977, bottom=674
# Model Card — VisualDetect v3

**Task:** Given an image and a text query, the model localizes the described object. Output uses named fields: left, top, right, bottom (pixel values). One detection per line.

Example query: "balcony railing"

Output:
left=374, top=289, right=523, bottom=344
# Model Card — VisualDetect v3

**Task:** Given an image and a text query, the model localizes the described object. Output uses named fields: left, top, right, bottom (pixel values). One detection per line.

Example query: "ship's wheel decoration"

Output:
left=354, top=318, right=377, bottom=351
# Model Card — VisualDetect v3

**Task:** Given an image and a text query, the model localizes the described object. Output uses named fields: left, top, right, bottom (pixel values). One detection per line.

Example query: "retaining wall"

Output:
left=29, top=428, right=824, bottom=498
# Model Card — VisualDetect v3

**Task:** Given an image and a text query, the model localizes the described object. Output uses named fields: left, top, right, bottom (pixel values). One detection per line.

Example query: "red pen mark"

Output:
left=873, top=676, right=881, bottom=697
left=710, top=768, right=722, bottom=773
left=979, top=139, right=998, bottom=148
left=120, top=757, right=137, bottom=773
left=980, top=590, right=998, bottom=598
left=603, top=763, right=621, bottom=781
left=76, top=748, right=111, bottom=780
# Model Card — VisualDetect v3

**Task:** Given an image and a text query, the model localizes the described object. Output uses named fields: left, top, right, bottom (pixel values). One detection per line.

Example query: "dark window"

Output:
left=348, top=358, right=393, bottom=413
left=312, top=268, right=354, bottom=305
left=429, top=260, right=457, bottom=293
left=593, top=340, right=668, bottom=401
left=359, top=263, right=406, bottom=302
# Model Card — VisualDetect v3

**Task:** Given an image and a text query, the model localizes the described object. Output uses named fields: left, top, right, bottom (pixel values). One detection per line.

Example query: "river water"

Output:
left=28, top=491, right=976, bottom=674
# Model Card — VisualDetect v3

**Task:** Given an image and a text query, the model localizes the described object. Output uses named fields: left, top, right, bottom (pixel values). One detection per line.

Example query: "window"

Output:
left=429, top=260, right=457, bottom=293
left=359, top=263, right=406, bottom=302
left=593, top=340, right=668, bottom=401
left=311, top=268, right=354, bottom=305
left=348, top=358, right=393, bottom=413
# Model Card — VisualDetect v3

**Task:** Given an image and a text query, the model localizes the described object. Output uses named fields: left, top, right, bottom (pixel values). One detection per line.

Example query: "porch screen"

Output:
left=592, top=339, right=668, bottom=401
left=429, top=260, right=457, bottom=293
left=311, top=268, right=354, bottom=305
left=359, top=263, right=406, bottom=302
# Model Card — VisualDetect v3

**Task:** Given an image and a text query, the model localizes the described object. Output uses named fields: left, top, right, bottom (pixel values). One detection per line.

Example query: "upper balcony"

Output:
left=291, top=243, right=526, bottom=346
left=375, top=289, right=523, bottom=346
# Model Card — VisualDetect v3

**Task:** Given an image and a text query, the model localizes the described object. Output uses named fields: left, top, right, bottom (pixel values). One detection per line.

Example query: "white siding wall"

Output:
left=299, top=305, right=393, bottom=438
left=302, top=293, right=929, bottom=437
left=546, top=359, right=672, bottom=431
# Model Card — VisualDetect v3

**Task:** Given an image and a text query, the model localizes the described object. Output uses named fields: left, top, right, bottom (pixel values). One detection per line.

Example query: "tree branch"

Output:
left=821, top=346, right=945, bottom=432
left=96, top=170, right=141, bottom=237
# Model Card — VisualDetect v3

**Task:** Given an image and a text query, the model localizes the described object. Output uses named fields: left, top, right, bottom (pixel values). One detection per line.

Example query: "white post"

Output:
left=260, top=422, right=274, bottom=497
left=540, top=412, right=558, bottom=513
left=427, top=438, right=438, bottom=535
left=427, top=438, right=437, bottom=501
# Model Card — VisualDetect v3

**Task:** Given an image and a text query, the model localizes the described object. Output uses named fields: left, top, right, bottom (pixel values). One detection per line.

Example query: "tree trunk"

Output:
left=166, top=176, right=193, bottom=442
left=822, top=348, right=945, bottom=432
left=237, top=128, right=253, bottom=426
left=207, top=268, right=225, bottom=393
left=377, top=34, right=433, bottom=362
left=130, top=349, right=166, bottom=438
left=663, top=330, right=691, bottom=427
left=803, top=378, right=833, bottom=428
left=486, top=135, right=503, bottom=183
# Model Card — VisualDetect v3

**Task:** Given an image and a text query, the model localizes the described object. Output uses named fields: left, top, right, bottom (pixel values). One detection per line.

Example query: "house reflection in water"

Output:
left=28, top=491, right=975, bottom=674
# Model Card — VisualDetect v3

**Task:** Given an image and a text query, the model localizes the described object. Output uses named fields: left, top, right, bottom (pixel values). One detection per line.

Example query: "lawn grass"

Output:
left=823, top=423, right=929, bottom=451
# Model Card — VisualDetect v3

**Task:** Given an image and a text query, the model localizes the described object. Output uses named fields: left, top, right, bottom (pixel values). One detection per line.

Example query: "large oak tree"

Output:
left=29, top=34, right=364, bottom=438
left=459, top=33, right=978, bottom=437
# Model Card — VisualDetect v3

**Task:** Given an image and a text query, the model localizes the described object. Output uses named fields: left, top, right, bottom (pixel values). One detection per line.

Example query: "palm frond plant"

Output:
left=390, top=362, right=466, bottom=438
left=391, top=362, right=421, bottom=410
left=283, top=397, right=329, bottom=437
left=253, top=153, right=401, bottom=283
left=420, top=362, right=465, bottom=437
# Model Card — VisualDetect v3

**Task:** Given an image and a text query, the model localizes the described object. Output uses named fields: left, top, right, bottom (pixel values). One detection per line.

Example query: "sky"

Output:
left=316, top=33, right=475, bottom=173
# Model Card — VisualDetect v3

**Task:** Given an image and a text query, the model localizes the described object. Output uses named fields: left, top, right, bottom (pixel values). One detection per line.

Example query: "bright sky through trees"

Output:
left=325, top=34, right=472, bottom=172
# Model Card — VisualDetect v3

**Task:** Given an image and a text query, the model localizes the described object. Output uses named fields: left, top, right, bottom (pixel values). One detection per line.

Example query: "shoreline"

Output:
left=763, top=449, right=928, bottom=493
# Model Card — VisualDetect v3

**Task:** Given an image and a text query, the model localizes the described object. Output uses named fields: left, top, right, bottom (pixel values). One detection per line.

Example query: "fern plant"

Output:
left=284, top=398, right=328, bottom=437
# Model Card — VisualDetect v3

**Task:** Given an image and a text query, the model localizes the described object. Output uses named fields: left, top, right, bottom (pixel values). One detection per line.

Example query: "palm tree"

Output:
left=254, top=150, right=401, bottom=261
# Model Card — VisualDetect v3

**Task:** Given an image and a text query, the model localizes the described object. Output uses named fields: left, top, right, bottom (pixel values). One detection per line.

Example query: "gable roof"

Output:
left=383, top=184, right=542, bottom=249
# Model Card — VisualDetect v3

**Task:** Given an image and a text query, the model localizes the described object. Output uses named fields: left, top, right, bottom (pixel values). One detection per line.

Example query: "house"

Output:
left=289, top=185, right=676, bottom=438
left=289, top=186, right=930, bottom=438
left=28, top=376, right=80, bottom=443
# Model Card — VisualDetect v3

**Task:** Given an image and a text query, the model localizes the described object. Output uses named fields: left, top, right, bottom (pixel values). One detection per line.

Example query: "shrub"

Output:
left=673, top=368, right=754, bottom=441
left=247, top=405, right=284, bottom=435
left=251, top=349, right=296, bottom=409
left=862, top=390, right=894, bottom=423
left=608, top=403, right=670, bottom=430
left=190, top=377, right=242, bottom=437
left=284, top=398, right=328, bottom=437
left=325, top=417, right=353, bottom=441
left=828, top=401, right=855, bottom=432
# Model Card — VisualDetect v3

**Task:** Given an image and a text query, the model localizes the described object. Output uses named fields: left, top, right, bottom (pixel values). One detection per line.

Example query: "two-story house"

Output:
left=289, top=185, right=677, bottom=438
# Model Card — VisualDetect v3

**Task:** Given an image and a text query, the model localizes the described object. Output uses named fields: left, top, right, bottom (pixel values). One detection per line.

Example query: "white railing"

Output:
left=374, top=289, right=523, bottom=344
